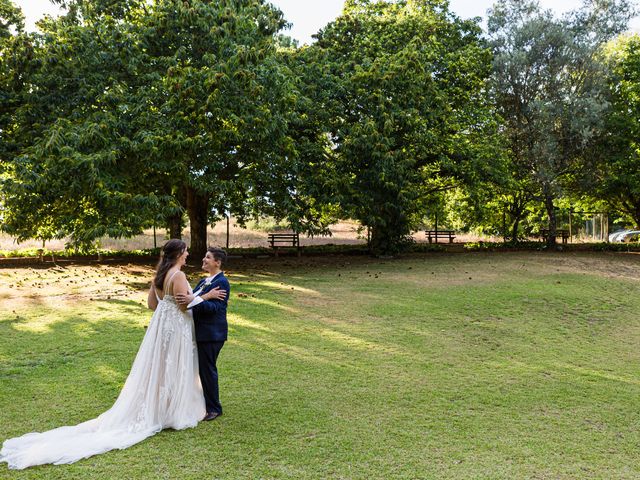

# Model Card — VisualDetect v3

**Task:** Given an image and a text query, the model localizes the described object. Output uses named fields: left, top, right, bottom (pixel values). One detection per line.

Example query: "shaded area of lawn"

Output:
left=1, top=252, right=640, bottom=479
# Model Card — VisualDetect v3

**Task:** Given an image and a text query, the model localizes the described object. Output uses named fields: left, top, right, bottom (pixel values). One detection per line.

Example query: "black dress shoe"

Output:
left=203, top=412, right=222, bottom=421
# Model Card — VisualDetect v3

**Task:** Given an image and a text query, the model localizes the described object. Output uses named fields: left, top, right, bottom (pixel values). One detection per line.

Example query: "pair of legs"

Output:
left=197, top=341, right=225, bottom=415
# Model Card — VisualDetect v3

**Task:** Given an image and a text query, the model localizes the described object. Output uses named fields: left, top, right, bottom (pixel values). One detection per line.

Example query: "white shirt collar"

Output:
left=193, top=271, right=223, bottom=297
left=204, top=271, right=222, bottom=284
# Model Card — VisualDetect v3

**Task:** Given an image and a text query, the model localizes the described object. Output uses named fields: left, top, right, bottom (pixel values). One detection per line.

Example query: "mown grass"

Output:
left=1, top=252, right=640, bottom=479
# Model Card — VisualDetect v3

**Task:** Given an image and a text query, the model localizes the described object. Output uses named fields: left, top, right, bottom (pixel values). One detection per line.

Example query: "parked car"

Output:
left=609, top=229, right=629, bottom=242
left=609, top=229, right=640, bottom=242
left=621, top=230, right=640, bottom=242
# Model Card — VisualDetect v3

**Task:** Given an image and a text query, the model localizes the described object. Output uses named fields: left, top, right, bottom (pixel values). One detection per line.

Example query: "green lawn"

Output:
left=1, top=252, right=640, bottom=479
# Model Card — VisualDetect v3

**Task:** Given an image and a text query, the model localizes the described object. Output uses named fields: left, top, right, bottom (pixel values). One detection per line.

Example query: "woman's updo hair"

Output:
left=154, top=239, right=187, bottom=290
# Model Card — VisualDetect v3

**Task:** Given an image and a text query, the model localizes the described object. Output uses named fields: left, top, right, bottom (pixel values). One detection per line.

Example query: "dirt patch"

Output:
left=1, top=252, right=638, bottom=311
left=0, top=264, right=154, bottom=309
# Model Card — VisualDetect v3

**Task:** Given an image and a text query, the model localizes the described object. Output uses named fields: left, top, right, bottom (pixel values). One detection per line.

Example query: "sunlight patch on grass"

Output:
left=11, top=314, right=62, bottom=334
left=486, top=358, right=640, bottom=387
left=240, top=296, right=299, bottom=313
left=249, top=337, right=336, bottom=366
left=229, top=314, right=275, bottom=332
left=255, top=280, right=321, bottom=296
left=94, top=365, right=125, bottom=384
left=317, top=327, right=406, bottom=356
left=228, top=272, right=250, bottom=279
left=553, top=362, right=640, bottom=386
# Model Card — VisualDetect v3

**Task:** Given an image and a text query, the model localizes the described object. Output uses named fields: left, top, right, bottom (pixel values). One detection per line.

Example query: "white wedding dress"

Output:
left=0, top=272, right=206, bottom=470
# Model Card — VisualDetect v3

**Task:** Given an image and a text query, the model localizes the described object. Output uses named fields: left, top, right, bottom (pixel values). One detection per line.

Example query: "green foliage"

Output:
left=0, top=0, right=23, bottom=40
left=243, top=217, right=289, bottom=233
left=4, top=0, right=640, bottom=252
left=307, top=0, right=501, bottom=255
left=1, top=0, right=173, bottom=246
left=0, top=0, right=319, bottom=256
left=592, top=241, right=640, bottom=252
left=463, top=240, right=549, bottom=251
left=488, top=0, right=635, bottom=245
left=0, top=0, right=27, bottom=166
left=587, top=34, right=640, bottom=228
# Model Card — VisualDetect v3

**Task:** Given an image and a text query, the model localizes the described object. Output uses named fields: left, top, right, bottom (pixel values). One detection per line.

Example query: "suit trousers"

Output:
left=197, top=341, right=225, bottom=415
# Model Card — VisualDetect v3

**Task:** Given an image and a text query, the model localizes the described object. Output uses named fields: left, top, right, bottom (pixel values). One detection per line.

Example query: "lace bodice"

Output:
left=154, top=269, right=192, bottom=307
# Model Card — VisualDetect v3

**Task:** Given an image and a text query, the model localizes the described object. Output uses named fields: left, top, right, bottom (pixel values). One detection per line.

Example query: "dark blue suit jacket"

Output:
left=191, top=272, right=230, bottom=342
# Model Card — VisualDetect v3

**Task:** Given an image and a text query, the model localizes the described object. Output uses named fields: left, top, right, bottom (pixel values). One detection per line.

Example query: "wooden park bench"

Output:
left=268, top=232, right=301, bottom=257
left=540, top=229, right=570, bottom=244
left=425, top=230, right=456, bottom=244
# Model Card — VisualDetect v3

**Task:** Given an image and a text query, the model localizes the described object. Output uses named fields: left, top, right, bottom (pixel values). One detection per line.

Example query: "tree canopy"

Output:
left=306, top=0, right=501, bottom=254
left=1, top=0, right=307, bottom=256
left=487, top=0, right=635, bottom=245
left=1, top=0, right=640, bottom=254
left=590, top=34, right=640, bottom=227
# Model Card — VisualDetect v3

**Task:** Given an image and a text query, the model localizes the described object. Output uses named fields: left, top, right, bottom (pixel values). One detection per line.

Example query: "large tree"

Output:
left=1, top=0, right=306, bottom=256
left=136, top=0, right=301, bottom=256
left=0, top=0, right=26, bottom=173
left=307, top=0, right=501, bottom=254
left=488, top=0, right=635, bottom=246
left=1, top=0, right=175, bottom=247
left=589, top=34, right=640, bottom=227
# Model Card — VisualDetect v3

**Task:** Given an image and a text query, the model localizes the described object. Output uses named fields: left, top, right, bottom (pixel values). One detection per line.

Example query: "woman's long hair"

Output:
left=154, top=239, right=187, bottom=290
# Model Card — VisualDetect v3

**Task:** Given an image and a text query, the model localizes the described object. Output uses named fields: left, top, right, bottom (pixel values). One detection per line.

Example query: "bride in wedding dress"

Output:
left=1, top=239, right=219, bottom=470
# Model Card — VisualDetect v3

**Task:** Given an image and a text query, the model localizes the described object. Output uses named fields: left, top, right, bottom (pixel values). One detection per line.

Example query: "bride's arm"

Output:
left=200, top=286, right=227, bottom=301
left=147, top=284, right=158, bottom=310
left=175, top=284, right=226, bottom=307
left=171, top=272, right=190, bottom=312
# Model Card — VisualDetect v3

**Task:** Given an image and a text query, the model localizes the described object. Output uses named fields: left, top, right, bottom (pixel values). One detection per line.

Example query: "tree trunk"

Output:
left=369, top=225, right=381, bottom=255
left=633, top=202, right=640, bottom=230
left=369, top=223, right=404, bottom=256
left=544, top=187, right=557, bottom=247
left=369, top=225, right=392, bottom=256
left=507, top=194, right=528, bottom=243
left=166, top=211, right=184, bottom=239
left=186, top=186, right=209, bottom=260
left=511, top=216, right=521, bottom=243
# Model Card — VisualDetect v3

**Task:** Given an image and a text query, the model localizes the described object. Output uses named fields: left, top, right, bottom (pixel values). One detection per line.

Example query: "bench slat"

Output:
left=424, top=230, right=456, bottom=244
left=539, top=229, right=570, bottom=244
left=267, top=233, right=301, bottom=256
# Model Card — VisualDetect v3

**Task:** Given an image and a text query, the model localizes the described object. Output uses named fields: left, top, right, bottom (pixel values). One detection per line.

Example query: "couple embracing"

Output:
left=1, top=240, right=230, bottom=470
